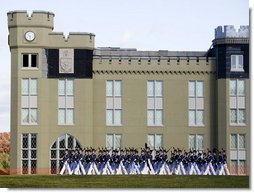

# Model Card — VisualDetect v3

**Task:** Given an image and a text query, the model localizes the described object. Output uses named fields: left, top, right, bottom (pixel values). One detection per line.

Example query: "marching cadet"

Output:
left=124, top=149, right=131, bottom=174
left=204, top=150, right=216, bottom=175
left=153, top=150, right=161, bottom=174
left=128, top=149, right=136, bottom=174
left=68, top=149, right=77, bottom=175
left=84, top=149, right=92, bottom=174
left=217, top=151, right=226, bottom=175
left=171, top=149, right=179, bottom=174
left=176, top=150, right=186, bottom=175
left=59, top=149, right=71, bottom=175
left=132, top=149, right=141, bottom=174
left=104, top=149, right=113, bottom=174
left=158, top=149, right=168, bottom=174
left=77, top=148, right=86, bottom=175
left=196, top=153, right=204, bottom=175
left=212, top=150, right=218, bottom=173
left=146, top=148, right=155, bottom=174
left=110, top=150, right=117, bottom=174
left=139, top=149, right=147, bottom=174
left=222, top=150, right=230, bottom=175
left=189, top=150, right=200, bottom=175
left=182, top=151, right=189, bottom=174
left=86, top=148, right=98, bottom=175
left=113, top=149, right=121, bottom=174
left=97, top=149, right=105, bottom=174
left=117, top=149, right=127, bottom=174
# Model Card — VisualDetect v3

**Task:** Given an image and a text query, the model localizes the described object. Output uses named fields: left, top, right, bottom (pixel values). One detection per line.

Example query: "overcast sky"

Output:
left=0, top=0, right=251, bottom=132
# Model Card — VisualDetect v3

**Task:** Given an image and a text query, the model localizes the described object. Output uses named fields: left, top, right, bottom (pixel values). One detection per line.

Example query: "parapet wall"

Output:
left=7, top=10, right=54, bottom=29
left=7, top=10, right=95, bottom=49
left=215, top=25, right=249, bottom=39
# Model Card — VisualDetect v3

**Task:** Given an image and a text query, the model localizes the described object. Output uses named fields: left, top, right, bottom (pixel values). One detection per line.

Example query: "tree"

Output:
left=0, top=132, right=10, bottom=170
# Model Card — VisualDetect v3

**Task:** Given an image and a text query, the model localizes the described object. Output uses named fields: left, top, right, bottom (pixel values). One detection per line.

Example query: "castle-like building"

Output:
left=7, top=10, right=249, bottom=175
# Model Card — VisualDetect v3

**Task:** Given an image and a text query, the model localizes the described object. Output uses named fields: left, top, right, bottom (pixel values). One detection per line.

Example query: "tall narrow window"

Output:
left=22, top=54, right=38, bottom=68
left=188, top=134, right=204, bottom=151
left=231, top=55, right=244, bottom=72
left=106, top=134, right=122, bottom=150
left=147, top=134, right=163, bottom=150
left=147, top=80, right=163, bottom=126
left=50, top=134, right=82, bottom=174
left=230, top=133, right=246, bottom=175
left=58, top=79, right=74, bottom=125
left=188, top=81, right=204, bottom=126
left=21, top=133, right=37, bottom=174
left=230, top=79, right=246, bottom=125
left=106, top=80, right=122, bottom=126
left=21, top=78, right=38, bottom=125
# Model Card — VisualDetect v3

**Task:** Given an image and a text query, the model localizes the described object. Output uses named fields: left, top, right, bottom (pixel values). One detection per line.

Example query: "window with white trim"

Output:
left=188, top=81, right=204, bottom=126
left=188, top=134, right=204, bottom=151
left=21, top=133, right=37, bottom=174
left=106, top=80, right=122, bottom=126
left=21, top=78, right=38, bottom=125
left=58, top=79, right=74, bottom=125
left=106, top=134, right=122, bottom=150
left=230, top=79, right=246, bottom=125
left=231, top=55, right=244, bottom=72
left=147, top=80, right=163, bottom=126
left=230, top=134, right=247, bottom=175
left=147, top=134, right=163, bottom=150
left=50, top=134, right=82, bottom=174
left=22, top=53, right=38, bottom=68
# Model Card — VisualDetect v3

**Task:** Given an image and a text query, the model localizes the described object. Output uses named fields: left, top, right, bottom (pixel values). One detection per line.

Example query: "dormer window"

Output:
left=231, top=55, right=244, bottom=72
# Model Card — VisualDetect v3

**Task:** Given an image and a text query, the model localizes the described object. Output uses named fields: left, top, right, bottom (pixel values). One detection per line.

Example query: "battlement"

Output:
left=7, top=10, right=54, bottom=29
left=215, top=25, right=249, bottom=39
left=48, top=32, right=95, bottom=48
left=7, top=10, right=95, bottom=49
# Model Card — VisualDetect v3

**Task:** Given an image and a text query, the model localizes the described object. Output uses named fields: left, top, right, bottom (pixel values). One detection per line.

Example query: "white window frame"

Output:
left=230, top=55, right=244, bottom=72
left=22, top=53, right=38, bottom=69
left=21, top=78, right=38, bottom=125
left=188, top=134, right=204, bottom=151
left=21, top=133, right=37, bottom=175
left=106, top=80, right=122, bottom=126
left=230, top=134, right=247, bottom=175
left=106, top=134, right=122, bottom=150
left=50, top=134, right=82, bottom=174
left=188, top=80, right=205, bottom=127
left=229, top=79, right=246, bottom=126
left=58, top=79, right=74, bottom=125
left=147, top=134, right=163, bottom=150
left=147, top=80, right=163, bottom=126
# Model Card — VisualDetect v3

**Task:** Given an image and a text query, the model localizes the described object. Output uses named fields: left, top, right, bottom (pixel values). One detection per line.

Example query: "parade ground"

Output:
left=0, top=175, right=249, bottom=188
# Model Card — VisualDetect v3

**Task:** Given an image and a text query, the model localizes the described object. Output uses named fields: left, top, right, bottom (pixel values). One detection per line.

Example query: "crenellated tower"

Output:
left=210, top=25, right=249, bottom=175
left=8, top=10, right=95, bottom=174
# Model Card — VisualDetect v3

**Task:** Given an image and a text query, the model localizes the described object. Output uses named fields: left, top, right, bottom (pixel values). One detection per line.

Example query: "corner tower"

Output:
left=8, top=10, right=95, bottom=174
left=211, top=25, right=249, bottom=175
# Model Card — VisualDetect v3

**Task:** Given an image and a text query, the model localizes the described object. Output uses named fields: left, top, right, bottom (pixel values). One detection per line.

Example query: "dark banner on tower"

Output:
left=43, top=49, right=93, bottom=79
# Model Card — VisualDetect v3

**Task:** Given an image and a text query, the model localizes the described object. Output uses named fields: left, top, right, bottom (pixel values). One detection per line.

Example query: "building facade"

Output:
left=7, top=11, right=250, bottom=175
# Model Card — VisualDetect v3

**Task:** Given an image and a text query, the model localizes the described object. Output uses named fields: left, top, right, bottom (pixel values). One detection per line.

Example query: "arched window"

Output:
left=50, top=134, right=82, bottom=174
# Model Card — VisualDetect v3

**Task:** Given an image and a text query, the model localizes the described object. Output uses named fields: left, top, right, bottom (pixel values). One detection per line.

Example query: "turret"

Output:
left=7, top=10, right=95, bottom=49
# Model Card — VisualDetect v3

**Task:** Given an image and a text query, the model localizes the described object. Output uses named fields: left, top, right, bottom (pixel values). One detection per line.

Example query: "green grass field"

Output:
left=0, top=175, right=249, bottom=188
